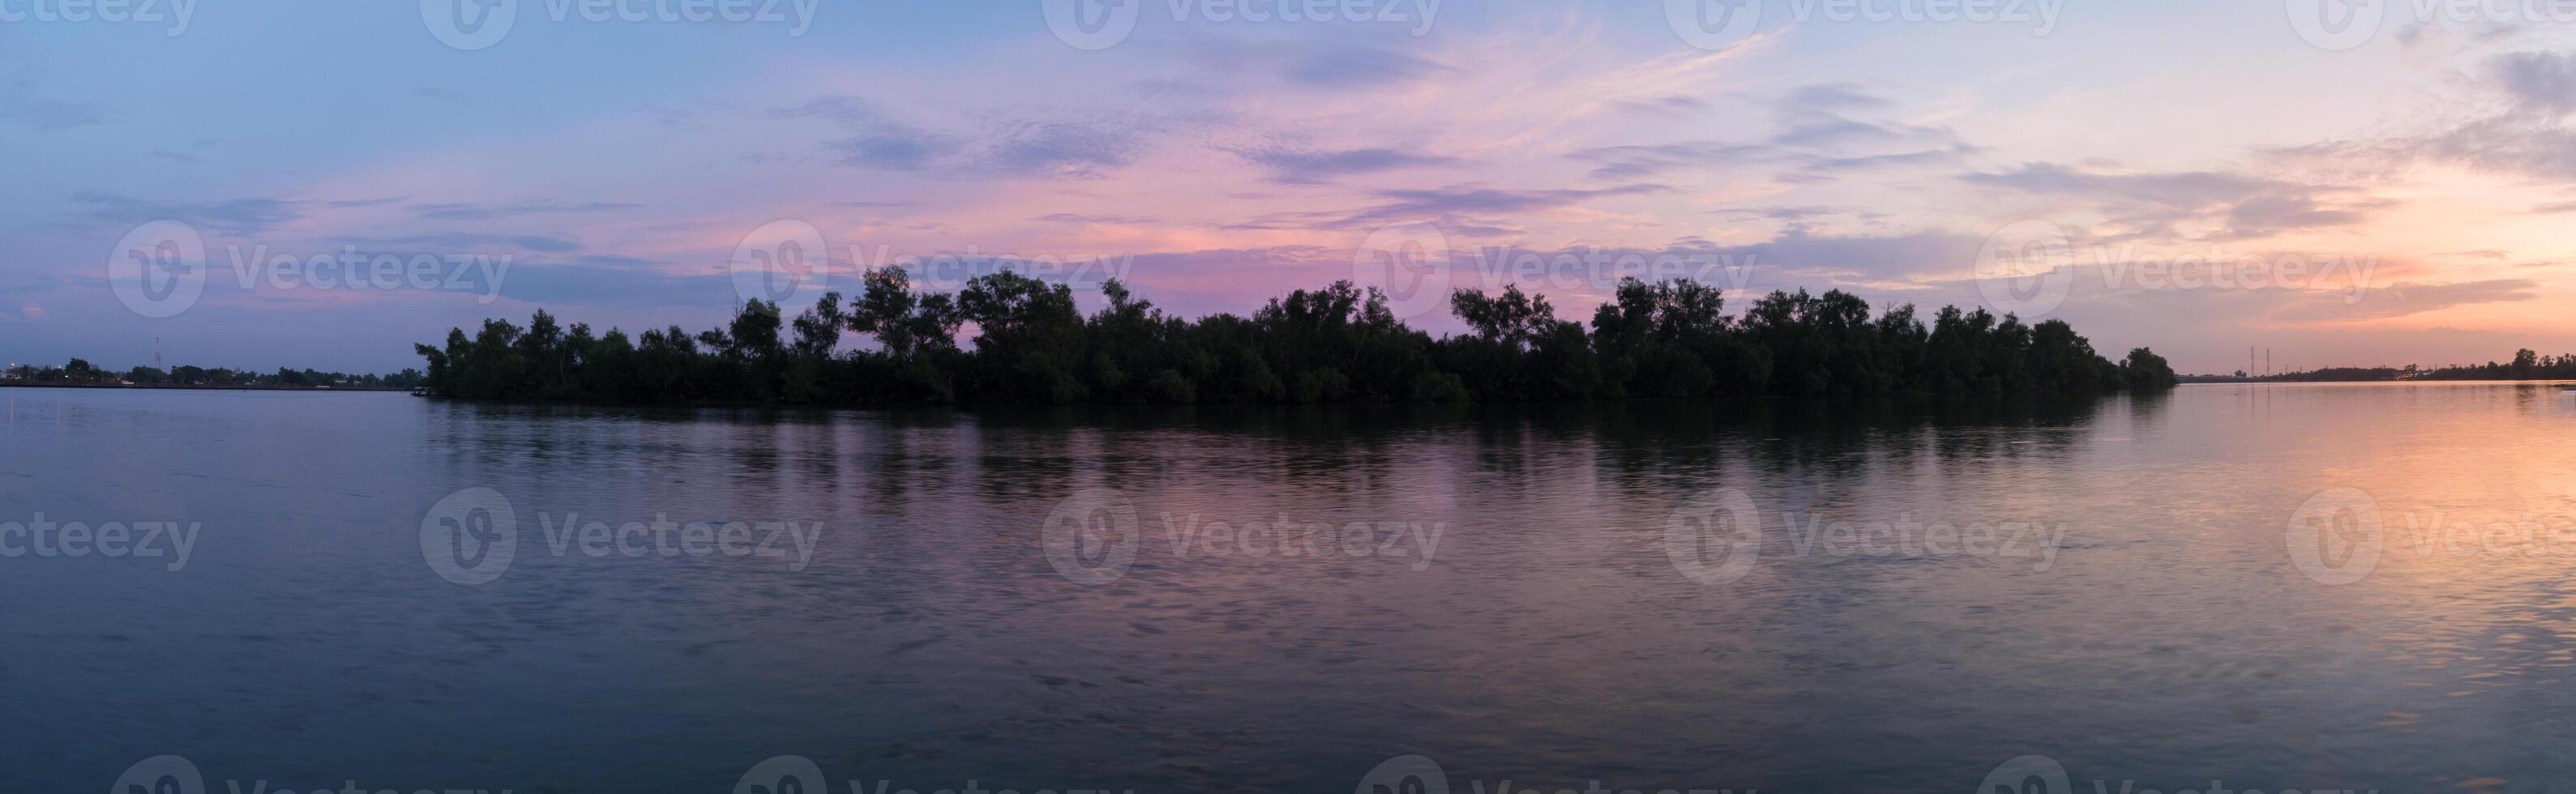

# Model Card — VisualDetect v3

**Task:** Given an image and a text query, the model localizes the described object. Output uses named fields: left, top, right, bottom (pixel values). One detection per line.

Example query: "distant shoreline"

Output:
left=0, top=382, right=407, bottom=393
left=2179, top=376, right=2576, bottom=385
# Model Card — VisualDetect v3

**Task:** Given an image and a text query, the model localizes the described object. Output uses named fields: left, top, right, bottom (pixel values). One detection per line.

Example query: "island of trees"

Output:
left=411, top=271, right=2180, bottom=404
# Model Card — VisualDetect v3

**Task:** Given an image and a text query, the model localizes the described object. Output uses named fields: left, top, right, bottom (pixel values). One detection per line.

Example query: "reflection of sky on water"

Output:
left=3, top=385, right=2576, bottom=792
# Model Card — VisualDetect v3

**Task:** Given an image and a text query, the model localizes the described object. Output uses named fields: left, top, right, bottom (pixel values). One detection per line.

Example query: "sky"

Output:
left=6, top=0, right=2576, bottom=376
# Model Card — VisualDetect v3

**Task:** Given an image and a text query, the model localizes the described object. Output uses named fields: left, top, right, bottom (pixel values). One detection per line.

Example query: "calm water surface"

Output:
left=6, top=383, right=2576, bottom=793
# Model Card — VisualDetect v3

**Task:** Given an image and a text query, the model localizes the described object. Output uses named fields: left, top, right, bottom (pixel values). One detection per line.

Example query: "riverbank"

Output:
left=0, top=382, right=408, bottom=393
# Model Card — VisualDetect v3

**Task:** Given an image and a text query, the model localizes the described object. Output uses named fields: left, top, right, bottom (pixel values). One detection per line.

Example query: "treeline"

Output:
left=413, top=270, right=2179, bottom=404
left=2189, top=350, right=2576, bottom=382
left=2253, top=366, right=2404, bottom=382
left=2420, top=350, right=2576, bottom=381
left=5, top=359, right=424, bottom=389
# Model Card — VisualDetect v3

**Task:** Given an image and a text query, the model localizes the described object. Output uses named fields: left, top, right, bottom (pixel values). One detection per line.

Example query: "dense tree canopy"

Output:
left=414, top=271, right=2178, bottom=404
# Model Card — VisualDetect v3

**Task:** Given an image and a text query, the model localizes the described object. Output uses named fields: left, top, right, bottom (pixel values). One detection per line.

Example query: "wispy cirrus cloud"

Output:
left=69, top=193, right=308, bottom=236
left=2273, top=279, right=2540, bottom=322
left=2276, top=50, right=2576, bottom=186
left=1038, top=212, right=1160, bottom=225
left=1282, top=183, right=1671, bottom=233
left=986, top=120, right=1141, bottom=178
left=410, top=199, right=642, bottom=221
left=1221, top=144, right=1465, bottom=184
left=330, top=232, right=585, bottom=254
left=0, top=92, right=110, bottom=130
left=764, top=94, right=1145, bottom=178
left=1277, top=45, right=1452, bottom=88
left=1960, top=163, right=2381, bottom=241
left=1568, top=83, right=1974, bottom=184
left=1569, top=141, right=1777, bottom=181
left=827, top=130, right=965, bottom=171
left=2495, top=51, right=2576, bottom=116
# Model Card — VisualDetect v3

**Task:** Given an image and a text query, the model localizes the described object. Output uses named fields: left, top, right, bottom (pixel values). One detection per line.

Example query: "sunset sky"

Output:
left=7, top=0, right=2576, bottom=375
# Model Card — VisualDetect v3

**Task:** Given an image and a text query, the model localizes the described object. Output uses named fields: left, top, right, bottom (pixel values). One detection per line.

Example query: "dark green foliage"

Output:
left=2121, top=348, right=2179, bottom=391
left=413, top=270, right=2176, bottom=404
left=958, top=271, right=1088, bottom=403
left=1409, top=371, right=1472, bottom=402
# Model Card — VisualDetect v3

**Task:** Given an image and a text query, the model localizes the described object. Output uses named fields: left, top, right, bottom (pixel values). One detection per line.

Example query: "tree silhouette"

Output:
left=414, top=271, right=2181, bottom=403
